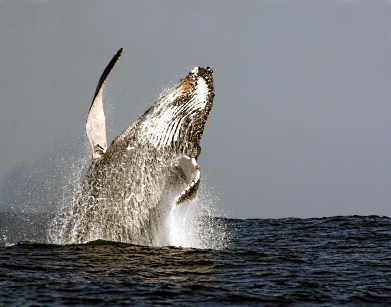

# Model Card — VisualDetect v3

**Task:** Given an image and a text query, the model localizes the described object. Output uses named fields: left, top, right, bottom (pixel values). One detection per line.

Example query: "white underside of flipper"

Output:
left=86, top=88, right=107, bottom=159
left=86, top=48, right=123, bottom=160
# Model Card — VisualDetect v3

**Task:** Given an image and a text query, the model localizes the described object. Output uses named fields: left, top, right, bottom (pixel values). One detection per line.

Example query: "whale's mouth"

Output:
left=143, top=66, right=214, bottom=156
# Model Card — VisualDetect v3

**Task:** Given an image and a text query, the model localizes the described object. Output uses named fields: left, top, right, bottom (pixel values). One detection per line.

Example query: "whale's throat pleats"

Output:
left=86, top=48, right=123, bottom=160
left=145, top=72, right=211, bottom=149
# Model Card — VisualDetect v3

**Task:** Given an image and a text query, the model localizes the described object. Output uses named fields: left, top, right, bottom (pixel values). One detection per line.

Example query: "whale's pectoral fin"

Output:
left=86, top=48, right=123, bottom=160
left=172, top=155, right=201, bottom=205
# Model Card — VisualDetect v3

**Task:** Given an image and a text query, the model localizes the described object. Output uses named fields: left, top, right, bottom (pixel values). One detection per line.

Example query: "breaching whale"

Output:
left=62, top=48, right=215, bottom=245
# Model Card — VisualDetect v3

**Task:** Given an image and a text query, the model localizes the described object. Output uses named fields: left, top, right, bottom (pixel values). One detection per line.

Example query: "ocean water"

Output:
left=1, top=213, right=390, bottom=305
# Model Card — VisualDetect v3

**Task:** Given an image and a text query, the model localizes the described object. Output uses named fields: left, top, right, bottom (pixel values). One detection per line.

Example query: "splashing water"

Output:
left=1, top=144, right=229, bottom=248
left=47, top=148, right=230, bottom=249
left=47, top=146, right=91, bottom=244
left=165, top=190, right=230, bottom=249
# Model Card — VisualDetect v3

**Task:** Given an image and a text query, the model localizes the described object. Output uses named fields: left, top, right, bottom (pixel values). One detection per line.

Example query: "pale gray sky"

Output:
left=0, top=0, right=390, bottom=218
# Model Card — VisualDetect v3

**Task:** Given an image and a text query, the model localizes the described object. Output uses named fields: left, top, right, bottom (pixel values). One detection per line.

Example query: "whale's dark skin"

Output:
left=62, top=49, right=214, bottom=245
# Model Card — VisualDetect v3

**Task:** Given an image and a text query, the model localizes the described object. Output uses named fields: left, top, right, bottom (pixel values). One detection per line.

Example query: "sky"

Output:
left=0, top=0, right=390, bottom=219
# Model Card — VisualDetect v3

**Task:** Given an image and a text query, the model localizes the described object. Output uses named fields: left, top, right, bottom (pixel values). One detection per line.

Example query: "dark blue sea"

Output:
left=1, top=213, right=391, bottom=305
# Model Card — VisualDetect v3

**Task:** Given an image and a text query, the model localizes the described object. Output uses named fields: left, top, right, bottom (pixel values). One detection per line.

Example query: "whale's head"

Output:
left=142, top=67, right=214, bottom=158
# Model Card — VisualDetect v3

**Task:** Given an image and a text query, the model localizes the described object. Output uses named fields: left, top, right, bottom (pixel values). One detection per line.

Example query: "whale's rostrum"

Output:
left=61, top=49, right=215, bottom=245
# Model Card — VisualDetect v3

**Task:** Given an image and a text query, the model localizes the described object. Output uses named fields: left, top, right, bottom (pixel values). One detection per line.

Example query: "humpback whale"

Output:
left=62, top=49, right=215, bottom=245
